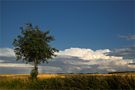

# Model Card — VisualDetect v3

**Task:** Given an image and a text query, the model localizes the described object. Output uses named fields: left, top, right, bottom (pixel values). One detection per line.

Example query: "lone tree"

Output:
left=13, top=23, right=58, bottom=79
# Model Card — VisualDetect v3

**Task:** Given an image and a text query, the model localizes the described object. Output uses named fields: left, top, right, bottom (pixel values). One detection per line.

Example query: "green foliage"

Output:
left=13, top=23, right=58, bottom=63
left=0, top=75, right=135, bottom=90
left=12, top=23, right=58, bottom=79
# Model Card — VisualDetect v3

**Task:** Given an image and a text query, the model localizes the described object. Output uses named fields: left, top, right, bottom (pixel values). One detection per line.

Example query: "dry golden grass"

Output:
left=0, top=73, right=135, bottom=79
left=0, top=74, right=29, bottom=79
left=0, top=73, right=135, bottom=89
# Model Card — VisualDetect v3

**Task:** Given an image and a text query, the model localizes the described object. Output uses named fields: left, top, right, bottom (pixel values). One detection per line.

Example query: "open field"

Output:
left=0, top=73, right=135, bottom=78
left=0, top=73, right=135, bottom=90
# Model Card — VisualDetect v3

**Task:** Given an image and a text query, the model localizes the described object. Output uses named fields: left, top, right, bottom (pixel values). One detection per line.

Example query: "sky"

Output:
left=0, top=0, right=135, bottom=74
left=1, top=0, right=134, bottom=50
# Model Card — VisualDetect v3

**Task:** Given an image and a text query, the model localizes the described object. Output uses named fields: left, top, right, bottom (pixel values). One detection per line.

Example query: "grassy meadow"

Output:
left=0, top=73, right=135, bottom=90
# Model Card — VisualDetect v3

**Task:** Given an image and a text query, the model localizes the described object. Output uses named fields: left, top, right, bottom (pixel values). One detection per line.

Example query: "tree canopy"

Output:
left=13, top=23, right=58, bottom=79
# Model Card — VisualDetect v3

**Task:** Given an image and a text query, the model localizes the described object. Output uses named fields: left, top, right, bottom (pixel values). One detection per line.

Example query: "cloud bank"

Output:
left=0, top=48, right=135, bottom=74
left=57, top=48, right=123, bottom=60
left=109, top=46, right=135, bottom=59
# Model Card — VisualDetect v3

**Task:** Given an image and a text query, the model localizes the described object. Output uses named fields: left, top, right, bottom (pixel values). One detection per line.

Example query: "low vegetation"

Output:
left=0, top=74, right=135, bottom=90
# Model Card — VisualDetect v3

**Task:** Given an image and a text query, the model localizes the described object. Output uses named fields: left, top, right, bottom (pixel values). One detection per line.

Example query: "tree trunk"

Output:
left=34, top=59, right=38, bottom=70
left=30, top=59, right=38, bottom=80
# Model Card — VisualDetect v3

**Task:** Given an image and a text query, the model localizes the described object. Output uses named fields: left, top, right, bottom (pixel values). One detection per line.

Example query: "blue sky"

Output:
left=1, top=0, right=134, bottom=50
left=0, top=0, right=135, bottom=74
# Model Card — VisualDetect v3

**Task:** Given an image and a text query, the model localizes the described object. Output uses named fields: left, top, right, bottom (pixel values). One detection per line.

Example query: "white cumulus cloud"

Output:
left=57, top=48, right=123, bottom=60
left=0, top=47, right=135, bottom=74
left=0, top=48, right=15, bottom=57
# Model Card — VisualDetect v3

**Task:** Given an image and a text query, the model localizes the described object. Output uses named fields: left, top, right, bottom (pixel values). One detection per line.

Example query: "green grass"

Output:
left=0, top=75, right=135, bottom=90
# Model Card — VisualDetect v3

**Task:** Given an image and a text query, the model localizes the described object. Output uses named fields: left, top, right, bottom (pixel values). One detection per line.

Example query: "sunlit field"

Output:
left=0, top=73, right=135, bottom=90
left=0, top=73, right=135, bottom=79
